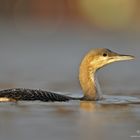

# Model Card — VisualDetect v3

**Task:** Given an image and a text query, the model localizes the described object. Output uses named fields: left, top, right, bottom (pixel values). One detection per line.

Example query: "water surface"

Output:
left=0, top=98, right=140, bottom=140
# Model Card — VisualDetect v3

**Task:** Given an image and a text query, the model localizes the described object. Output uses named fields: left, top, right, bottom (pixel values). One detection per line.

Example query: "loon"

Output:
left=0, top=48, right=134, bottom=102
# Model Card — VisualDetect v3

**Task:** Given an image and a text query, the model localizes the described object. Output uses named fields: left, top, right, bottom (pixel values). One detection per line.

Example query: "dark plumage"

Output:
left=0, top=88, right=79, bottom=102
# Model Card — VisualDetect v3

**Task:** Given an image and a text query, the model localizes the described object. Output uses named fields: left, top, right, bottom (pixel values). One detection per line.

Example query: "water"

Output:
left=0, top=21, right=140, bottom=140
left=98, top=95, right=140, bottom=104
left=0, top=100, right=140, bottom=140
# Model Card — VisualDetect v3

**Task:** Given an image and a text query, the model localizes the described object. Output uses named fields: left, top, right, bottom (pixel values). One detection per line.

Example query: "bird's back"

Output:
left=0, top=88, right=76, bottom=102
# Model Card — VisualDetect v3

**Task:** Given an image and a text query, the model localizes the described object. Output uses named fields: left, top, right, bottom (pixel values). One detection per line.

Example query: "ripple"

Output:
left=98, top=95, right=140, bottom=105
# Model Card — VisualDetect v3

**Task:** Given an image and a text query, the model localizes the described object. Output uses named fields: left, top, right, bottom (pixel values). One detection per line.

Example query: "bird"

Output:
left=0, top=48, right=134, bottom=102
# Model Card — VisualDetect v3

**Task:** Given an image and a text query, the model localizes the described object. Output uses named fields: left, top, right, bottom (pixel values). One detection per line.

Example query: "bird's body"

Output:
left=0, top=48, right=134, bottom=102
left=0, top=88, right=79, bottom=102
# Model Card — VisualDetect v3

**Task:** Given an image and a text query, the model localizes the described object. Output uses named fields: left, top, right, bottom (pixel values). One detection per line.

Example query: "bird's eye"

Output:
left=103, top=53, right=107, bottom=57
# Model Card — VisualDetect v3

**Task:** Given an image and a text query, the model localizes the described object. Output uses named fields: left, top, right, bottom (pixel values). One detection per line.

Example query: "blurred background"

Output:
left=0, top=0, right=140, bottom=94
left=0, top=1, right=140, bottom=140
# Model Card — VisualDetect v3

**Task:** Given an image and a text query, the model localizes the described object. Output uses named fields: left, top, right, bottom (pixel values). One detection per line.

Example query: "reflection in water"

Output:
left=80, top=101, right=129, bottom=112
left=79, top=94, right=140, bottom=112
left=0, top=101, right=139, bottom=140
left=80, top=101, right=97, bottom=112
left=78, top=101, right=140, bottom=140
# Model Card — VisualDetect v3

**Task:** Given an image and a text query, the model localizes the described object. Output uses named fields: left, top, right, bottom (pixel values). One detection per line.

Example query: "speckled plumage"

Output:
left=0, top=88, right=79, bottom=102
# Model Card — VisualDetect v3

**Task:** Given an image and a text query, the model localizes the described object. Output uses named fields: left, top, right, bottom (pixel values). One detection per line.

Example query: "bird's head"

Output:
left=85, top=48, right=134, bottom=71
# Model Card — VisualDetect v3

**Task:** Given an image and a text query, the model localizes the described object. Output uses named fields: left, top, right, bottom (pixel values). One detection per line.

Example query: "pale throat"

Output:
left=79, top=64, right=102, bottom=100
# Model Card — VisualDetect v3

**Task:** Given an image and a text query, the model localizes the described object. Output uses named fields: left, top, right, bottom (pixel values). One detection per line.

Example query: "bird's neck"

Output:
left=79, top=60, right=102, bottom=100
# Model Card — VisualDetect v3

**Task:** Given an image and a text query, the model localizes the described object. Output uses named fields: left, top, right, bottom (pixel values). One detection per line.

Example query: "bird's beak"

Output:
left=114, top=54, right=134, bottom=61
left=108, top=52, right=135, bottom=63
